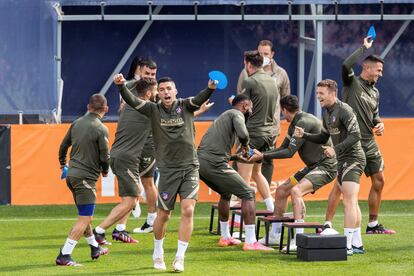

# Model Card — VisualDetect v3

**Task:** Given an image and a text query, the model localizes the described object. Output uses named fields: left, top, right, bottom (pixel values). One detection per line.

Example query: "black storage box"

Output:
left=296, top=233, right=347, bottom=261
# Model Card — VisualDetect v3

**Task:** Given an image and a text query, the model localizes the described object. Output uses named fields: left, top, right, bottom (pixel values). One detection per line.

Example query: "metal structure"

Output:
left=52, top=1, right=414, bottom=121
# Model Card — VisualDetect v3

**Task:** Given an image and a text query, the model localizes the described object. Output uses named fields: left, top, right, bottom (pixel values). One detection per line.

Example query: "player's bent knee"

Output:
left=77, top=204, right=96, bottom=217
left=157, top=209, right=171, bottom=221
left=290, top=186, right=302, bottom=199
left=276, top=185, right=291, bottom=198
left=122, top=196, right=137, bottom=209
left=238, top=187, right=255, bottom=201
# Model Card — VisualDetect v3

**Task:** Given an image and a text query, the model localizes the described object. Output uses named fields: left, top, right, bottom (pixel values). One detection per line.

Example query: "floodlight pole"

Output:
left=298, top=5, right=305, bottom=109
left=53, top=3, right=63, bottom=124
left=315, top=4, right=323, bottom=118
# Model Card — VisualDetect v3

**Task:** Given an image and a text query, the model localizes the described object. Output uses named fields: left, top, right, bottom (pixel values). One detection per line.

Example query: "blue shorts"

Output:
left=77, top=204, right=96, bottom=216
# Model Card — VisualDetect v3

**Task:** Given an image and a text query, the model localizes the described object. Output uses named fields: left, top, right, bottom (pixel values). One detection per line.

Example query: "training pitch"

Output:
left=0, top=201, right=413, bottom=275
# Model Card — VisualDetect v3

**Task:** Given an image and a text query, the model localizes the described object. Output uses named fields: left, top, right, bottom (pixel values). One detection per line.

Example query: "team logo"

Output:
left=176, top=107, right=182, bottom=114
left=332, top=116, right=336, bottom=123
left=161, top=192, right=169, bottom=200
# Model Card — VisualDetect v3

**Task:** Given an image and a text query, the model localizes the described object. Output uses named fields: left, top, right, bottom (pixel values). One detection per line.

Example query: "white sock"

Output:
left=176, top=240, right=189, bottom=259
left=153, top=238, right=164, bottom=259
left=368, top=220, right=378, bottom=228
left=220, top=221, right=231, bottom=239
left=245, top=224, right=257, bottom=244
left=85, top=235, right=98, bottom=247
left=344, top=228, right=354, bottom=249
left=115, top=224, right=126, bottom=231
left=95, top=226, right=105, bottom=234
left=263, top=197, right=274, bottom=212
left=271, top=222, right=282, bottom=235
left=324, top=221, right=333, bottom=228
left=132, top=201, right=141, bottom=218
left=147, top=212, right=157, bottom=226
left=61, top=238, right=77, bottom=255
left=234, top=214, right=241, bottom=223
left=352, top=227, right=363, bottom=247
left=295, top=219, right=305, bottom=236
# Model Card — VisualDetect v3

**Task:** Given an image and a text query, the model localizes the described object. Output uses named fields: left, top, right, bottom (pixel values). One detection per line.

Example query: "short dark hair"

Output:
left=89, top=94, right=107, bottom=112
left=232, top=94, right=251, bottom=107
left=363, top=54, right=384, bottom=65
left=135, top=78, right=157, bottom=96
left=280, top=95, right=299, bottom=113
left=244, top=50, right=263, bottom=68
left=317, top=79, right=338, bottom=93
left=158, top=76, right=175, bottom=86
left=127, top=57, right=157, bottom=80
left=258, top=40, right=274, bottom=51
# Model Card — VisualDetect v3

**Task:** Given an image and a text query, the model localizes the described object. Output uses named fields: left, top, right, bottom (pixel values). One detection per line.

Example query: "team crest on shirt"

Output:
left=161, top=192, right=169, bottom=200
left=176, top=107, right=182, bottom=114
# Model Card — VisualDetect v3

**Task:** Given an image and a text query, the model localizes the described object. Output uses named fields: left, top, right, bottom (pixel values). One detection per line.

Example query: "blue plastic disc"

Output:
left=208, top=70, right=228, bottom=90
left=367, top=25, right=376, bottom=41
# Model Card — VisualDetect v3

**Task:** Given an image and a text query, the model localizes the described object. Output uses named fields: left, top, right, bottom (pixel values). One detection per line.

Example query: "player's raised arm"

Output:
left=115, top=74, right=154, bottom=116
left=190, top=80, right=217, bottom=108
left=342, top=37, right=372, bottom=86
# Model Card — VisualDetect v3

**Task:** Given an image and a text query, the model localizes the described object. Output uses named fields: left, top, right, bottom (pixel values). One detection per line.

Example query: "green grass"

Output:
left=0, top=201, right=413, bottom=275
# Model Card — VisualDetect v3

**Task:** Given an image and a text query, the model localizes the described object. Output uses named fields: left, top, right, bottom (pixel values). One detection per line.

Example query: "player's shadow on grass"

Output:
left=0, top=264, right=52, bottom=273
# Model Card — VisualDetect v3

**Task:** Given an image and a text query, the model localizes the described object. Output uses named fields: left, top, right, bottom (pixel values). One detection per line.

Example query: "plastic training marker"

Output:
left=367, top=25, right=376, bottom=41
left=61, top=166, right=68, bottom=179
left=208, top=70, right=228, bottom=90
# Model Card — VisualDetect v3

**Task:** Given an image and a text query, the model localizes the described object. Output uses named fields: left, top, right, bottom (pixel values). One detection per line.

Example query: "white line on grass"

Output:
left=0, top=213, right=412, bottom=222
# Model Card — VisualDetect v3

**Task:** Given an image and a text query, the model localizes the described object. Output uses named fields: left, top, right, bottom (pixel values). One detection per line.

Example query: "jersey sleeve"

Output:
left=58, top=124, right=73, bottom=166
left=372, top=92, right=382, bottom=125
left=118, top=84, right=153, bottom=116
left=185, top=87, right=215, bottom=113
left=237, top=69, right=248, bottom=94
left=233, top=112, right=249, bottom=146
left=98, top=126, right=110, bottom=174
left=334, top=109, right=361, bottom=155
left=303, top=118, right=330, bottom=144
left=342, top=46, right=367, bottom=87
left=240, top=78, right=253, bottom=98
left=263, top=120, right=306, bottom=160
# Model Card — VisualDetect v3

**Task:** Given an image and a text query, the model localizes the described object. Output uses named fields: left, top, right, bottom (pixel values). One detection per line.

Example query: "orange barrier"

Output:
left=10, top=118, right=414, bottom=205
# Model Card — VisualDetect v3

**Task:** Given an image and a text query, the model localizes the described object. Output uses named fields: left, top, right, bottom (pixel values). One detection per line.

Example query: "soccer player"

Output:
left=198, top=94, right=273, bottom=251
left=119, top=57, right=159, bottom=236
left=56, top=94, right=110, bottom=266
left=237, top=40, right=291, bottom=186
left=294, top=79, right=366, bottom=256
left=93, top=70, right=159, bottom=245
left=114, top=74, right=216, bottom=272
left=323, top=37, right=395, bottom=235
left=236, top=50, right=278, bottom=213
left=245, top=95, right=337, bottom=250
